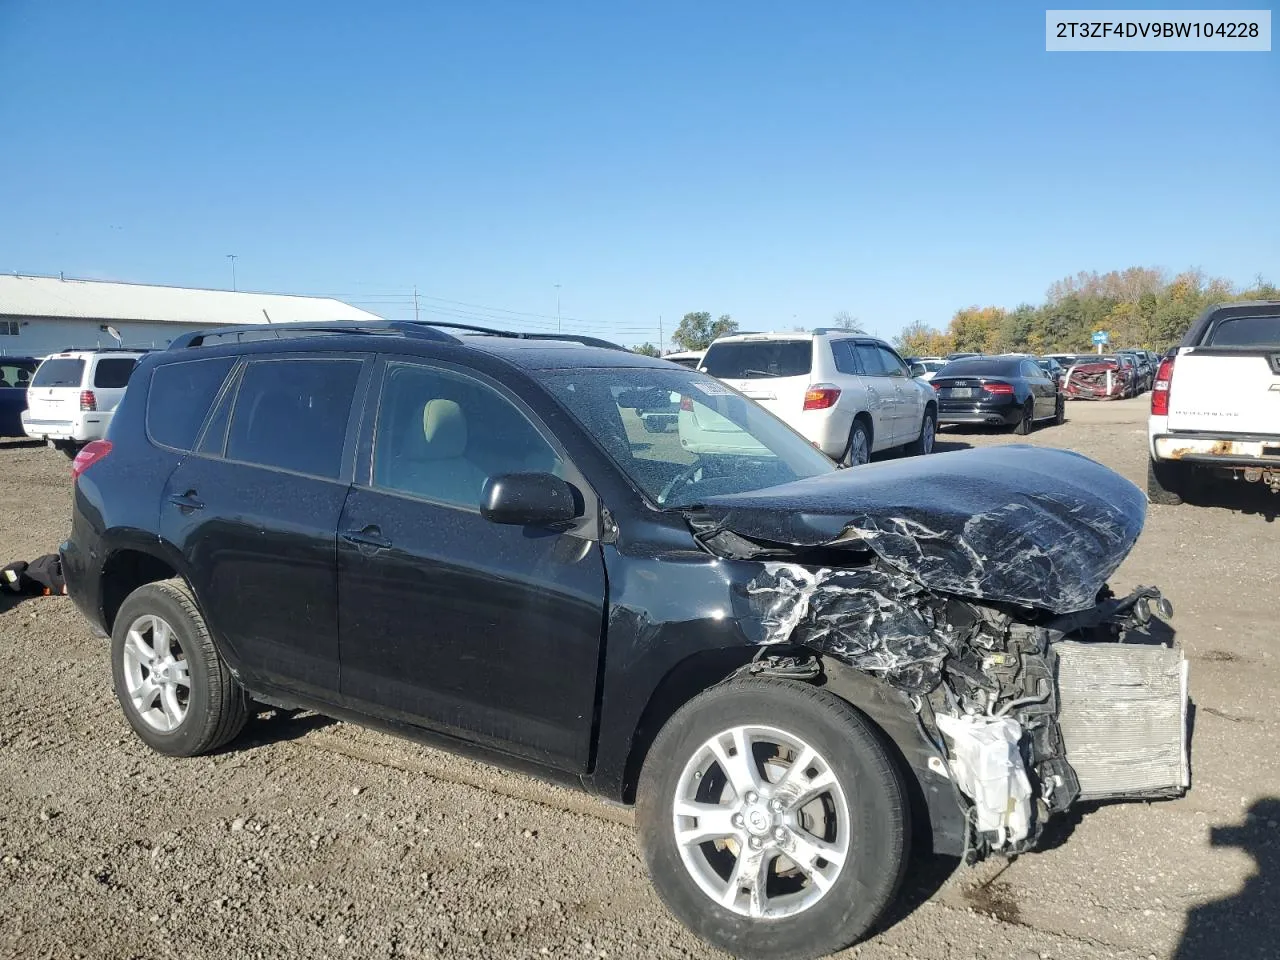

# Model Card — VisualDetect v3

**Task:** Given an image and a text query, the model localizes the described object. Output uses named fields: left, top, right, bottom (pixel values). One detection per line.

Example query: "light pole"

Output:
left=226, top=254, right=238, bottom=291
left=554, top=284, right=562, bottom=332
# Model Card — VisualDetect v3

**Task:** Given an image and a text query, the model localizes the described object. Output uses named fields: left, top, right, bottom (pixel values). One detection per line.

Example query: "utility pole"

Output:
left=554, top=283, right=562, bottom=332
left=658, top=315, right=663, bottom=355
left=413, top=285, right=420, bottom=323
left=226, top=254, right=237, bottom=291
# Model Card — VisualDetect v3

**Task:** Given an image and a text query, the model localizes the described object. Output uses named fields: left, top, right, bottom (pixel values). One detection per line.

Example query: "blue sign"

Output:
left=1091, top=330, right=1109, bottom=345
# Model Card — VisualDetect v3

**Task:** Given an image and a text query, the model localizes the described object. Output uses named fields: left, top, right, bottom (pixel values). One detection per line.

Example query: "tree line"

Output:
left=631, top=268, right=1275, bottom=358
left=894, top=267, right=1278, bottom=358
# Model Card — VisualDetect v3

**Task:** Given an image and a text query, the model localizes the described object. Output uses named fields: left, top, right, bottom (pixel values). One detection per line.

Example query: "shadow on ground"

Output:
left=1174, top=797, right=1280, bottom=959
left=1181, top=481, right=1278, bottom=522
left=223, top=707, right=337, bottom=752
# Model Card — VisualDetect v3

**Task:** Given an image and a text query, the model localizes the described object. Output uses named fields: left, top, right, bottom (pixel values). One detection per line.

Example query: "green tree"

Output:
left=631, top=342, right=661, bottom=357
left=672, top=311, right=738, bottom=351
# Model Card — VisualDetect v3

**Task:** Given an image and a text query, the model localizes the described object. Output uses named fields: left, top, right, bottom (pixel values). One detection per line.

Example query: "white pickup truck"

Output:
left=1148, top=301, right=1280, bottom=503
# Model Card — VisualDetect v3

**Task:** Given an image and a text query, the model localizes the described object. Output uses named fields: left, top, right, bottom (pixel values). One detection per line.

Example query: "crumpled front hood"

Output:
left=688, top=446, right=1146, bottom=614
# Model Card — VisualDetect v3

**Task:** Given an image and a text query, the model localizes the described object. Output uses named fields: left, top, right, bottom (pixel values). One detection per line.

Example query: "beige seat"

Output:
left=393, top=398, right=488, bottom=505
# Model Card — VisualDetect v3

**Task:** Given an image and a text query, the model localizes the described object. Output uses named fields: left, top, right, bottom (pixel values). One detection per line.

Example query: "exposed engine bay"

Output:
left=684, top=446, right=1191, bottom=860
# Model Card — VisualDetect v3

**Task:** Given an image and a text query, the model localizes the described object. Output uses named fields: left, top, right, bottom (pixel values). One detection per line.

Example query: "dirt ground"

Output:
left=1, top=398, right=1277, bottom=960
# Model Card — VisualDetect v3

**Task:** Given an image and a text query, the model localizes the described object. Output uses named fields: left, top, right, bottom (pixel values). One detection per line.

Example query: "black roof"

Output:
left=163, top=320, right=672, bottom=372
left=1180, top=300, right=1280, bottom=348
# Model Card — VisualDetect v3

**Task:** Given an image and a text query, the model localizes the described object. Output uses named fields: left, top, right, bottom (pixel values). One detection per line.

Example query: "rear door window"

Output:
left=32, top=358, right=85, bottom=387
left=702, top=341, right=812, bottom=379
left=854, top=343, right=888, bottom=376
left=93, top=357, right=139, bottom=388
left=147, top=357, right=237, bottom=451
left=225, top=357, right=363, bottom=480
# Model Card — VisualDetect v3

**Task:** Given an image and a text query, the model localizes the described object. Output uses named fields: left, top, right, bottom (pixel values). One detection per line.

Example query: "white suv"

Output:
left=22, top=349, right=146, bottom=455
left=699, top=331, right=937, bottom=464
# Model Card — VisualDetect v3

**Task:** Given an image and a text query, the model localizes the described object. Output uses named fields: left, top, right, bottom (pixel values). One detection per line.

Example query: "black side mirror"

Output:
left=480, top=472, right=579, bottom=526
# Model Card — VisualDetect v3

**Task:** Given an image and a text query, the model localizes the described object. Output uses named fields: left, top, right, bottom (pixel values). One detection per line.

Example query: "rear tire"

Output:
left=1053, top=395, right=1065, bottom=425
left=53, top=440, right=80, bottom=459
left=841, top=420, right=872, bottom=467
left=903, top=407, right=936, bottom=457
left=111, top=578, right=249, bottom=756
left=1012, top=401, right=1034, bottom=435
left=636, top=678, right=909, bottom=960
left=1147, top=457, right=1195, bottom=506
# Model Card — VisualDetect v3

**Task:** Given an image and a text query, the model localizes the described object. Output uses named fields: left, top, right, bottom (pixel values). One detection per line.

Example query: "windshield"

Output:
left=32, top=358, right=86, bottom=387
left=537, top=367, right=835, bottom=508
left=701, top=340, right=812, bottom=379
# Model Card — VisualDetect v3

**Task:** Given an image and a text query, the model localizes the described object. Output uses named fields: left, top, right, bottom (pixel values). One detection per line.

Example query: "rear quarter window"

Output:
left=31, top=358, right=86, bottom=387
left=702, top=341, right=812, bottom=379
left=147, top=357, right=237, bottom=451
left=93, top=357, right=139, bottom=388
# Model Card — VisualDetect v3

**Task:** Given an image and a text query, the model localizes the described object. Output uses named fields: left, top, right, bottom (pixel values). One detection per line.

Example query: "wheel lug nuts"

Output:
left=768, top=798, right=783, bottom=812
left=748, top=836, right=762, bottom=849
left=731, top=813, right=744, bottom=828
left=745, top=791, right=758, bottom=804
left=773, top=827, right=786, bottom=842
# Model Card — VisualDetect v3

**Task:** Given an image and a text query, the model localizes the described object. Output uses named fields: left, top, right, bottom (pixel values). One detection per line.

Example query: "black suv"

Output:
left=63, top=322, right=1189, bottom=960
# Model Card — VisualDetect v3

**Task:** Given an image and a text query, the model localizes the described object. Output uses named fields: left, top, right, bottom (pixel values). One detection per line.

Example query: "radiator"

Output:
left=1054, top=641, right=1190, bottom=800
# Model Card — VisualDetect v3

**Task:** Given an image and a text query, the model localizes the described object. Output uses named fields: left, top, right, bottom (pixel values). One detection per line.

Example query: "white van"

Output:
left=22, top=349, right=146, bottom=454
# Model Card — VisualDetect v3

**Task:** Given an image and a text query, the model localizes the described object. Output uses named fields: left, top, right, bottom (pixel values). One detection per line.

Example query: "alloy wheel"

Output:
left=121, top=614, right=190, bottom=732
left=671, top=725, right=850, bottom=919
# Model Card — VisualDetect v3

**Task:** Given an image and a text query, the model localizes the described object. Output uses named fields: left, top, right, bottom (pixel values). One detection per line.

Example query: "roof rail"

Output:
left=418, top=321, right=627, bottom=351
left=167, top=321, right=461, bottom=350
left=168, top=319, right=629, bottom=352
left=55, top=346, right=154, bottom=353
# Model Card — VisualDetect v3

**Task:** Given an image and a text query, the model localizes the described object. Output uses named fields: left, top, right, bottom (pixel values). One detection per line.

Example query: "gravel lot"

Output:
left=1, top=398, right=1276, bottom=960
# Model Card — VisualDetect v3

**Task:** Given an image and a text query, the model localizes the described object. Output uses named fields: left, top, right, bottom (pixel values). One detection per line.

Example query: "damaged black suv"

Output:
left=63, top=321, right=1190, bottom=960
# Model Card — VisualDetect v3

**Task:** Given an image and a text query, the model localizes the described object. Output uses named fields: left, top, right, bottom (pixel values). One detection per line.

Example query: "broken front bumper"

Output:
left=747, top=563, right=1190, bottom=859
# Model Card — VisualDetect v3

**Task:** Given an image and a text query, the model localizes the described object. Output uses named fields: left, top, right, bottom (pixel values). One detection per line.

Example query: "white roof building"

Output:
left=0, top=274, right=383, bottom=356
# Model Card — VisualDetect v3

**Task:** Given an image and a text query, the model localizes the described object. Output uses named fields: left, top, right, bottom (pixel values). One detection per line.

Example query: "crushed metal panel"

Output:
left=1054, top=641, right=1189, bottom=800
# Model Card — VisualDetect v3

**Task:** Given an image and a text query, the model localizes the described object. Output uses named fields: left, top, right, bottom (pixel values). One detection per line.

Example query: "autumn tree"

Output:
left=672, top=311, right=738, bottom=351
left=895, top=321, right=952, bottom=357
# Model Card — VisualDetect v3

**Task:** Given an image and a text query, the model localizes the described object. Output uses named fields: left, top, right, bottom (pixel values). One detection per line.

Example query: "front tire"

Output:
left=111, top=578, right=249, bottom=756
left=636, top=678, right=909, bottom=960
left=1053, top=394, right=1065, bottom=425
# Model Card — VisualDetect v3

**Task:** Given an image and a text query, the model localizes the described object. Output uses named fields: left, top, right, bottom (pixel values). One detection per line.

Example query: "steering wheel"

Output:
left=657, top=460, right=704, bottom=506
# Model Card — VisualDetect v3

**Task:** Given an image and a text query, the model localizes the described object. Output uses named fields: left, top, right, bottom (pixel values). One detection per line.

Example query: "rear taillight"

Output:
left=931, top=381, right=942, bottom=390
left=802, top=384, right=841, bottom=410
left=79, top=390, right=97, bottom=411
left=71, top=440, right=112, bottom=480
left=982, top=381, right=1015, bottom=395
left=679, top=394, right=694, bottom=412
left=1151, top=356, right=1175, bottom=416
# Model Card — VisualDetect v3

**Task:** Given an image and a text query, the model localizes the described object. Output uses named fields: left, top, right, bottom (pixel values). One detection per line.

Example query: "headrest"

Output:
left=421, top=399, right=467, bottom=460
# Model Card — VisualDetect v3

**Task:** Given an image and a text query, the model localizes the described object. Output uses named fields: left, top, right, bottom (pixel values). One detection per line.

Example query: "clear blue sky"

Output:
left=0, top=1, right=1275, bottom=345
